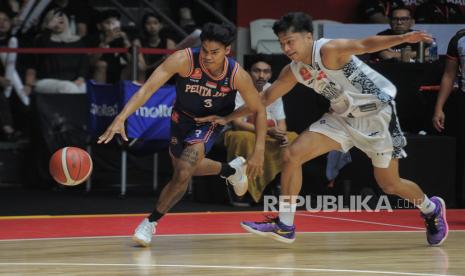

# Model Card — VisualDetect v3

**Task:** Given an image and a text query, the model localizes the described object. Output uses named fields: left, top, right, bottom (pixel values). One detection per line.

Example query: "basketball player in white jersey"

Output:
left=197, top=12, right=448, bottom=246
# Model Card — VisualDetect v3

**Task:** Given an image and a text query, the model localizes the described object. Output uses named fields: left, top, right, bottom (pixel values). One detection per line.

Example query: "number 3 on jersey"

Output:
left=204, top=99, right=212, bottom=108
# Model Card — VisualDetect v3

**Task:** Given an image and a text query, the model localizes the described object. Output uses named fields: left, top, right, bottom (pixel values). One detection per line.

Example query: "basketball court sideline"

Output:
left=1, top=210, right=464, bottom=275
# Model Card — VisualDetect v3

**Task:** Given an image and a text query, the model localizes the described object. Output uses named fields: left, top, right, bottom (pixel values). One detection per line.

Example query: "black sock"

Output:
left=148, top=209, right=164, bottom=222
left=219, top=162, right=236, bottom=178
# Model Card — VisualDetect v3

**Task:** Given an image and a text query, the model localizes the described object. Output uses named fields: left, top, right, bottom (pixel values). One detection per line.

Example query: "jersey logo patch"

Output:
left=299, top=67, right=312, bottom=81
left=191, top=68, right=202, bottom=79
left=206, top=81, right=217, bottom=89
left=220, top=86, right=231, bottom=93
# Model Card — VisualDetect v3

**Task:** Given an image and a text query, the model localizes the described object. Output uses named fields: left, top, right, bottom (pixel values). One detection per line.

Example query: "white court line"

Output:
left=2, top=230, right=465, bottom=242
left=0, top=262, right=456, bottom=276
left=297, top=213, right=425, bottom=230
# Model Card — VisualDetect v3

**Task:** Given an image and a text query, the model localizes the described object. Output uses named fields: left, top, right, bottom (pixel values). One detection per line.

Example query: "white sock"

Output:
left=417, top=195, right=436, bottom=215
left=279, top=201, right=296, bottom=226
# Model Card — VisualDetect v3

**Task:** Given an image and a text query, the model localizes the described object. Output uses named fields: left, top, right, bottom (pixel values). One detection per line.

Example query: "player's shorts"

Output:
left=309, top=102, right=407, bottom=168
left=169, top=109, right=224, bottom=158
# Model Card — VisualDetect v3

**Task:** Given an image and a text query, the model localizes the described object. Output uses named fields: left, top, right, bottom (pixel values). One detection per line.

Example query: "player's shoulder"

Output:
left=168, top=48, right=194, bottom=76
left=171, top=48, right=191, bottom=61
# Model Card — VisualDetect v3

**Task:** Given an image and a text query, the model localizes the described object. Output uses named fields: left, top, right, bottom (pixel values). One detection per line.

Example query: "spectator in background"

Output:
left=373, top=7, right=424, bottom=61
left=0, top=9, right=27, bottom=141
left=433, top=29, right=465, bottom=132
left=87, top=9, right=130, bottom=84
left=135, top=12, right=176, bottom=82
left=39, top=0, right=92, bottom=38
left=29, top=9, right=88, bottom=94
left=359, top=0, right=406, bottom=23
left=415, top=0, right=465, bottom=23
left=225, top=55, right=298, bottom=203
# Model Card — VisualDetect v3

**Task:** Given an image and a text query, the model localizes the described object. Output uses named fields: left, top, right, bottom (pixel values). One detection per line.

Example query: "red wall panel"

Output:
left=237, top=0, right=360, bottom=27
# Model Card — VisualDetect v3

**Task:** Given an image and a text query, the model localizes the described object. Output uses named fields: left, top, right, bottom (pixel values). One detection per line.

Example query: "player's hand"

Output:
left=267, top=127, right=286, bottom=140
left=97, top=116, right=128, bottom=144
left=246, top=150, right=264, bottom=179
left=194, top=115, right=228, bottom=125
left=432, top=110, right=445, bottom=132
left=402, top=31, right=433, bottom=44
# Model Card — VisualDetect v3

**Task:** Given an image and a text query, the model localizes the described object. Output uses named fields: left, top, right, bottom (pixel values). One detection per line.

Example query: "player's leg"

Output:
left=373, top=158, right=448, bottom=246
left=133, top=143, right=205, bottom=246
left=189, top=126, right=249, bottom=196
left=241, top=131, right=342, bottom=243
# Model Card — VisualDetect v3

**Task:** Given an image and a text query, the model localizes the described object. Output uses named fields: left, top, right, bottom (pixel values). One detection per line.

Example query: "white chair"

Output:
left=312, top=19, right=342, bottom=39
left=250, top=19, right=281, bottom=54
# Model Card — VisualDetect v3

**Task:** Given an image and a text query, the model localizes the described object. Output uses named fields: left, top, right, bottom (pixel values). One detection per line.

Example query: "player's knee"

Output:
left=172, top=167, right=192, bottom=186
left=378, top=180, right=398, bottom=195
left=282, top=146, right=301, bottom=165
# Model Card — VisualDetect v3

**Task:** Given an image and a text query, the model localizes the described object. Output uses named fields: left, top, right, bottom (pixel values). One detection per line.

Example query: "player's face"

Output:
left=278, top=31, right=313, bottom=62
left=249, top=61, right=272, bottom=90
left=200, top=40, right=230, bottom=69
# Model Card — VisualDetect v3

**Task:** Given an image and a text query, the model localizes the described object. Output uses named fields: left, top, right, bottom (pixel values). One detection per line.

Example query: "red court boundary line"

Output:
left=0, top=210, right=464, bottom=240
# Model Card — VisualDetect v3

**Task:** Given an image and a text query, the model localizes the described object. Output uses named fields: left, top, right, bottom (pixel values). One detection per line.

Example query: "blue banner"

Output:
left=87, top=80, right=121, bottom=137
left=122, top=81, right=175, bottom=140
left=87, top=80, right=175, bottom=143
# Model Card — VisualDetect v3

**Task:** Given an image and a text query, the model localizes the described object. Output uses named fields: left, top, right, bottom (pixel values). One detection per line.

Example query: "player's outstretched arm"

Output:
left=322, top=31, right=433, bottom=68
left=235, top=67, right=266, bottom=178
left=195, top=64, right=297, bottom=125
left=261, top=64, right=297, bottom=106
left=97, top=50, right=189, bottom=144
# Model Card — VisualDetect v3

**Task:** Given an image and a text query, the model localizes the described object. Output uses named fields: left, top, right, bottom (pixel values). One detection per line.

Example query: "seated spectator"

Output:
left=373, top=7, right=424, bottom=61
left=359, top=0, right=406, bottom=23
left=224, top=55, right=298, bottom=203
left=415, top=0, right=465, bottom=23
left=29, top=9, right=88, bottom=94
left=86, top=9, right=130, bottom=84
left=135, top=12, right=176, bottom=81
left=39, top=0, right=93, bottom=38
left=0, top=9, right=26, bottom=140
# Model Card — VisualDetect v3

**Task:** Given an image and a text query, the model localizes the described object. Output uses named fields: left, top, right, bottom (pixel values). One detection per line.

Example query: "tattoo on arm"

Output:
left=180, top=147, right=199, bottom=166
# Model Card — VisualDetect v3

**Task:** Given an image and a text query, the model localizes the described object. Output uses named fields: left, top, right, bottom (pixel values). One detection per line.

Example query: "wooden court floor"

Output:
left=0, top=211, right=464, bottom=275
left=0, top=231, right=463, bottom=275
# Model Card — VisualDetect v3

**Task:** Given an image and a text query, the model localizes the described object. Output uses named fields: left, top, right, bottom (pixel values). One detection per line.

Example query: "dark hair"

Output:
left=389, top=6, right=412, bottom=18
left=200, top=22, right=236, bottom=46
left=246, top=54, right=273, bottom=71
left=272, top=12, right=313, bottom=35
left=141, top=12, right=161, bottom=35
left=97, top=9, right=121, bottom=23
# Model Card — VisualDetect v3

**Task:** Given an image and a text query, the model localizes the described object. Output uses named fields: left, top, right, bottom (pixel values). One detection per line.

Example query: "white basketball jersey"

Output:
left=290, top=38, right=397, bottom=118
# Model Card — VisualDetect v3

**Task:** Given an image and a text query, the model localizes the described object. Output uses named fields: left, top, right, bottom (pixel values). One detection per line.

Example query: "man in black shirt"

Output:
left=374, top=6, right=421, bottom=61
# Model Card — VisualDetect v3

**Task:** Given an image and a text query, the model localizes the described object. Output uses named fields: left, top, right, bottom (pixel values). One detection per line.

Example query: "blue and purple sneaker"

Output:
left=240, top=215, right=296, bottom=244
left=421, top=196, right=449, bottom=246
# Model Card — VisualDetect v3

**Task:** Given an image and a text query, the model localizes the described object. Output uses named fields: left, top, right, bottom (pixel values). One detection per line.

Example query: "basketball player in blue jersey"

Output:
left=98, top=23, right=267, bottom=247
left=198, top=12, right=448, bottom=246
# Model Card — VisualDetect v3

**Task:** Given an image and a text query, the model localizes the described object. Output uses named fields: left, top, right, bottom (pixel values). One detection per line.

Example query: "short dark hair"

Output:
left=200, top=23, right=236, bottom=46
left=97, top=9, right=121, bottom=23
left=389, top=6, right=412, bottom=18
left=272, top=12, right=313, bottom=36
left=246, top=54, right=273, bottom=71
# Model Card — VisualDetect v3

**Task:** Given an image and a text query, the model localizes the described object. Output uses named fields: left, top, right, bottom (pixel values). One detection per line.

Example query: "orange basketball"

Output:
left=49, top=147, right=93, bottom=186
